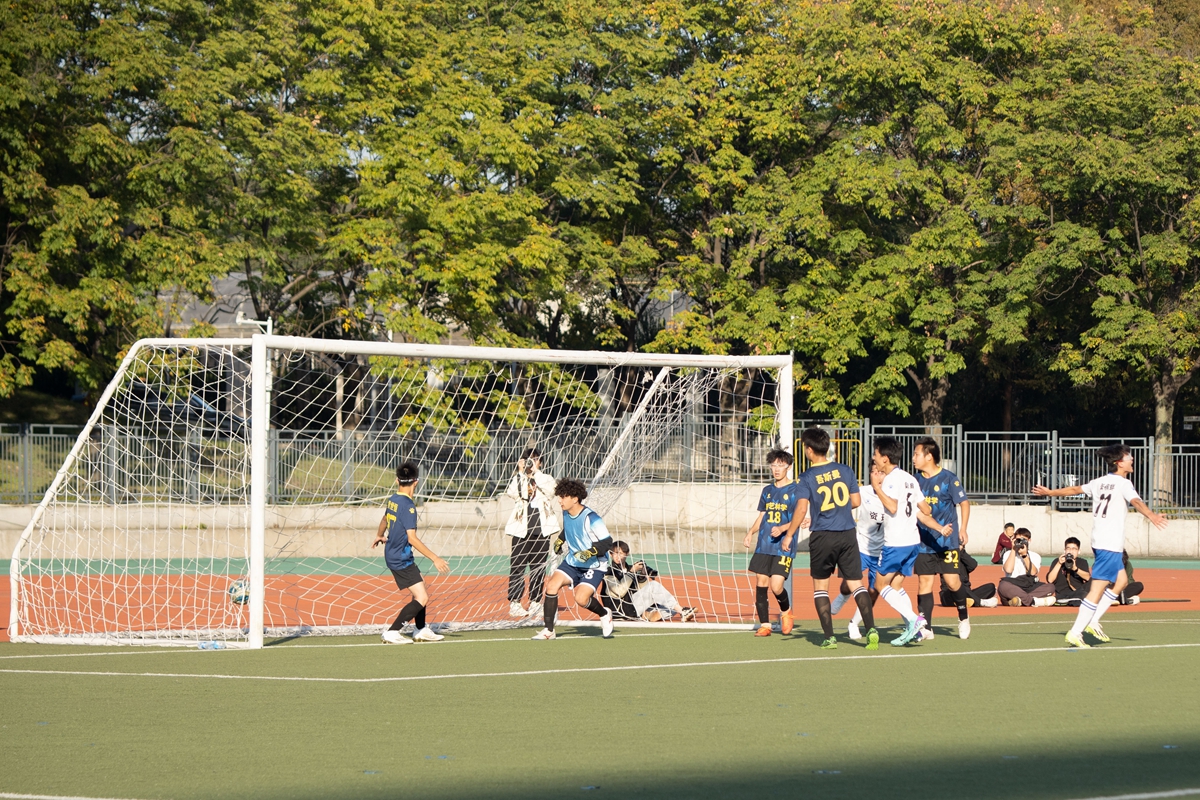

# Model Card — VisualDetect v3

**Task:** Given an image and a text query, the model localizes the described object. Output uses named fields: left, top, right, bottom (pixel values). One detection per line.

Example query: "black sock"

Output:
left=774, top=589, right=791, bottom=613
left=543, top=593, right=558, bottom=632
left=585, top=596, right=606, bottom=617
left=415, top=605, right=427, bottom=630
left=918, top=592, right=934, bottom=623
left=755, top=586, right=769, bottom=624
left=854, top=587, right=875, bottom=630
left=954, top=586, right=971, bottom=620
left=390, top=599, right=424, bottom=631
left=814, top=591, right=833, bottom=637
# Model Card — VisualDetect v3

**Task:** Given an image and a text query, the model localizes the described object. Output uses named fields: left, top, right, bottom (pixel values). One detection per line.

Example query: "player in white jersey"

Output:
left=871, top=437, right=951, bottom=646
left=1033, top=444, right=1166, bottom=647
left=829, top=465, right=887, bottom=640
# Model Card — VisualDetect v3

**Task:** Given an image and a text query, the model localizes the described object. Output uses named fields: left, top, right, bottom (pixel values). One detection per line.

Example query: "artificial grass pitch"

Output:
left=1, top=613, right=1198, bottom=800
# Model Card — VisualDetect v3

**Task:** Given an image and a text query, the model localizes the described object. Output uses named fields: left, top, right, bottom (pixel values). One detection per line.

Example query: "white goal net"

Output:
left=9, top=336, right=792, bottom=646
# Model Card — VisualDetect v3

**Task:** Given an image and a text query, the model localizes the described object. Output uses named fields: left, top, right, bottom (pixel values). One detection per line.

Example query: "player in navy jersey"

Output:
left=372, top=462, right=451, bottom=645
left=912, top=437, right=974, bottom=640
left=744, top=449, right=799, bottom=636
left=782, top=428, right=879, bottom=650
left=531, top=478, right=616, bottom=641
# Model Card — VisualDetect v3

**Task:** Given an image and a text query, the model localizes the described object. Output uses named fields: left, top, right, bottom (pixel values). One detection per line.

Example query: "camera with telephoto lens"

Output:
left=1063, top=553, right=1075, bottom=569
left=518, top=458, right=534, bottom=475
left=1014, top=537, right=1029, bottom=551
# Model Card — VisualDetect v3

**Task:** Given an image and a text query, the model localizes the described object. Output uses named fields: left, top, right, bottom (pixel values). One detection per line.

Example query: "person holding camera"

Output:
left=602, top=541, right=696, bottom=622
left=997, top=528, right=1057, bottom=607
left=504, top=447, right=560, bottom=617
left=1046, top=537, right=1092, bottom=606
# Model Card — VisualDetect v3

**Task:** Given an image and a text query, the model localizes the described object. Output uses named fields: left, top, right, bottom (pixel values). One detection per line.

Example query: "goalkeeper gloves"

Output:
left=552, top=536, right=565, bottom=555
left=573, top=546, right=598, bottom=561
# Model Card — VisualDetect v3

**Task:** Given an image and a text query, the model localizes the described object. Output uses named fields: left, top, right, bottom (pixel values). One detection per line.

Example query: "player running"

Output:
left=531, top=478, right=616, bottom=641
left=782, top=428, right=879, bottom=650
left=912, top=436, right=974, bottom=640
left=830, top=463, right=886, bottom=641
left=373, top=461, right=451, bottom=645
left=744, top=449, right=799, bottom=636
left=1033, top=444, right=1166, bottom=648
left=871, top=436, right=951, bottom=646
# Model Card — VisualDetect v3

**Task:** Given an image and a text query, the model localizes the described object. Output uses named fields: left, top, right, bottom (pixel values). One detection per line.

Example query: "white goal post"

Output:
left=10, top=335, right=792, bottom=647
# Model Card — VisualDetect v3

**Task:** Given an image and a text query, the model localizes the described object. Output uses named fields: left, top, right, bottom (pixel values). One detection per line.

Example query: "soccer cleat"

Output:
left=1084, top=624, right=1110, bottom=643
left=865, top=628, right=880, bottom=651
left=980, top=597, right=999, bottom=608
left=1065, top=631, right=1090, bottom=648
left=1126, top=595, right=1141, bottom=605
left=966, top=598, right=975, bottom=608
left=958, top=619, right=971, bottom=640
left=509, top=600, right=526, bottom=617
left=891, top=616, right=923, bottom=646
left=847, top=621, right=862, bottom=640
left=412, top=627, right=444, bottom=643
left=819, top=636, right=837, bottom=649
left=531, top=628, right=556, bottom=640
left=780, top=610, right=794, bottom=635
left=917, top=626, right=935, bottom=642
left=754, top=624, right=772, bottom=637
left=680, top=607, right=697, bottom=622
left=381, top=630, right=412, bottom=645
left=1007, top=597, right=1023, bottom=607
left=830, top=593, right=849, bottom=615
left=526, top=600, right=542, bottom=618
left=600, top=609, right=614, bottom=639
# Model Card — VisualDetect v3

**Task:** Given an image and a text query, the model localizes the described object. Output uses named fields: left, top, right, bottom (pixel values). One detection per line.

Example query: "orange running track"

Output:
left=1, top=563, right=1196, bottom=643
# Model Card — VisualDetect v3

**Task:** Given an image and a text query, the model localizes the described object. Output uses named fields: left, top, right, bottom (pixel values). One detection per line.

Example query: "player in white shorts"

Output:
left=1033, top=444, right=1166, bottom=647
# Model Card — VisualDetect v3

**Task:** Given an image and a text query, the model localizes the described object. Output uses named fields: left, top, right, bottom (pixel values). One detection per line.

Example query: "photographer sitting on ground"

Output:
left=602, top=541, right=696, bottom=622
left=997, top=528, right=1057, bottom=607
left=1046, top=537, right=1092, bottom=606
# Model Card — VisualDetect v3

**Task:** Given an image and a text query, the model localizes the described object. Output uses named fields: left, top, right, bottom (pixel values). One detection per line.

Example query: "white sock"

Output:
left=1069, top=600, right=1097, bottom=637
left=881, top=586, right=917, bottom=622
left=1089, top=589, right=1120, bottom=627
left=850, top=608, right=863, bottom=626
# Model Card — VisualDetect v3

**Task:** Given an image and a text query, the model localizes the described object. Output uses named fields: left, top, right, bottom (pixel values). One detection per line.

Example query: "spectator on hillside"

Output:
left=998, top=528, right=1057, bottom=607
left=938, top=548, right=998, bottom=608
left=1046, top=537, right=1091, bottom=606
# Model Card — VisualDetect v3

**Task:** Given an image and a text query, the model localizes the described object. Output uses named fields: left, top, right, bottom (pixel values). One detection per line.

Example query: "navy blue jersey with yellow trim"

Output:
left=755, top=483, right=799, bottom=557
left=796, top=461, right=860, bottom=532
left=384, top=493, right=417, bottom=570
left=916, top=468, right=967, bottom=553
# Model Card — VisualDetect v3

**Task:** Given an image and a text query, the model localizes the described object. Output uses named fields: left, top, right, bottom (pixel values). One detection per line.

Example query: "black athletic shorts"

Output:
left=808, top=529, right=863, bottom=581
left=391, top=565, right=424, bottom=590
left=914, top=550, right=961, bottom=575
left=749, top=552, right=793, bottom=578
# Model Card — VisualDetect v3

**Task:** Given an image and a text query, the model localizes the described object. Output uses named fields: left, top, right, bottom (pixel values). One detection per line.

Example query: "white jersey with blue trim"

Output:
left=562, top=506, right=611, bottom=570
left=1080, top=473, right=1140, bottom=553
left=880, top=467, right=923, bottom=547
left=855, top=484, right=886, bottom=557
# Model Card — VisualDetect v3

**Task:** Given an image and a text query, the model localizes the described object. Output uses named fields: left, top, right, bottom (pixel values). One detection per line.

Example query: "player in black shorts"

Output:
left=744, top=449, right=800, bottom=636
left=782, top=428, right=879, bottom=651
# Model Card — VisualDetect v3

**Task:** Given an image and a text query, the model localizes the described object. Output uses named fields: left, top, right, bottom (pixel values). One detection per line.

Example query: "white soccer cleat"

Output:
left=847, top=621, right=862, bottom=641
left=958, top=619, right=971, bottom=640
left=381, top=630, right=412, bottom=645
left=980, top=597, right=999, bottom=608
left=526, top=600, right=543, bottom=617
left=531, top=628, right=556, bottom=640
left=829, top=592, right=849, bottom=615
left=412, top=627, right=444, bottom=643
left=1033, top=596, right=1056, bottom=607
left=509, top=600, right=526, bottom=617
left=600, top=609, right=614, bottom=639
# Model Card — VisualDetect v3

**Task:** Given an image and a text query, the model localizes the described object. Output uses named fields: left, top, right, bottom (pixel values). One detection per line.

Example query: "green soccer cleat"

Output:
left=1084, top=624, right=1110, bottom=643
left=865, top=628, right=880, bottom=651
left=1065, top=631, right=1091, bottom=648
left=819, top=636, right=837, bottom=649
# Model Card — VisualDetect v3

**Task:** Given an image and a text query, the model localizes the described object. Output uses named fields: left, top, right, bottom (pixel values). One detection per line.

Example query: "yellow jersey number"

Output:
left=942, top=549, right=960, bottom=568
left=816, top=482, right=851, bottom=512
left=767, top=510, right=783, bottom=524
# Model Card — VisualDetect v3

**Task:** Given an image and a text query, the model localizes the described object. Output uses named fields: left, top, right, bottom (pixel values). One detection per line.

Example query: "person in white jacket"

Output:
left=504, top=448, right=561, bottom=617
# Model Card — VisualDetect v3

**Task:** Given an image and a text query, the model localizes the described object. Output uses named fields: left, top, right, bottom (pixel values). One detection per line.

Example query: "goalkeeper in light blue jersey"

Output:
left=531, top=478, right=615, bottom=641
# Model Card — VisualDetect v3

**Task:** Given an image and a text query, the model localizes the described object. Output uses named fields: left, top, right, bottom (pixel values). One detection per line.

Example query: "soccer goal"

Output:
left=9, top=336, right=792, bottom=647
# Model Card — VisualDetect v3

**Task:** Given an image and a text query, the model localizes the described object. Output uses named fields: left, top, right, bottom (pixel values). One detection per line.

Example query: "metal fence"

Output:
left=6, top=420, right=1200, bottom=516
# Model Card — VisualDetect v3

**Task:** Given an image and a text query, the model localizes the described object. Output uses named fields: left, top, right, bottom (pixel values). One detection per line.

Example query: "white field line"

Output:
left=1, top=642, right=1198, bottom=684
left=1066, top=790, right=1200, bottom=800
left=0, top=793, right=155, bottom=800
left=1, top=617, right=1198, bottom=661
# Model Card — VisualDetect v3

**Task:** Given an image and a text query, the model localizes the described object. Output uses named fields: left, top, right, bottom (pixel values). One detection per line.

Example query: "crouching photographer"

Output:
left=602, top=541, right=696, bottom=622
left=1046, top=537, right=1091, bottom=606
left=997, top=528, right=1057, bottom=607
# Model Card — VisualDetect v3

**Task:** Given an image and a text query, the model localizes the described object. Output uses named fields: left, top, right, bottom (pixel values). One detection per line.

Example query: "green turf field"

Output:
left=2, top=613, right=1198, bottom=800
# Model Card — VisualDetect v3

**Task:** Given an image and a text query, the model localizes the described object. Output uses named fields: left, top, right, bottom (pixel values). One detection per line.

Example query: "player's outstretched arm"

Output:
left=409, top=532, right=450, bottom=574
left=1132, top=498, right=1169, bottom=530
left=1032, top=484, right=1083, bottom=498
left=372, top=515, right=388, bottom=548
